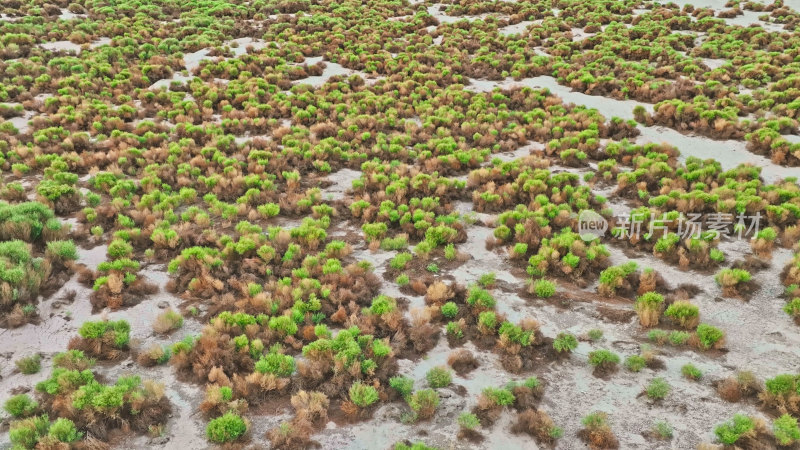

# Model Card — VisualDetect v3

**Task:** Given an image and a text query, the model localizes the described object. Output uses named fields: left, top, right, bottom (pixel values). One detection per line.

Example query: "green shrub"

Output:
left=254, top=351, right=295, bottom=377
left=635, top=292, right=664, bottom=309
left=715, top=268, right=751, bottom=287
left=78, top=320, right=130, bottom=349
left=624, top=355, right=646, bottom=372
left=695, top=323, right=724, bottom=350
left=0, top=202, right=58, bottom=242
left=588, top=349, right=620, bottom=368
left=784, top=298, right=800, bottom=318
left=478, top=272, right=496, bottom=287
left=645, top=378, right=670, bottom=400
left=764, top=374, right=799, bottom=396
left=756, top=227, right=777, bottom=241
left=369, top=295, right=396, bottom=315
left=444, top=243, right=456, bottom=260
left=532, top=279, right=556, bottom=298
left=390, top=252, right=413, bottom=270
left=440, top=302, right=458, bottom=319
left=482, top=387, right=515, bottom=406
left=16, top=354, right=42, bottom=374
left=582, top=411, right=609, bottom=429
left=587, top=329, right=603, bottom=341
left=4, top=394, right=38, bottom=418
left=396, top=274, right=410, bottom=286
left=9, top=415, right=50, bottom=449
left=389, top=376, right=414, bottom=399
left=681, top=364, right=702, bottom=380
left=653, top=420, right=673, bottom=439
left=466, top=285, right=496, bottom=309
left=206, top=412, right=247, bottom=443
left=53, top=350, right=95, bottom=370
left=498, top=321, right=533, bottom=346
left=520, top=376, right=540, bottom=390
left=663, top=301, right=699, bottom=328
left=634, top=292, right=664, bottom=327
left=714, top=414, right=755, bottom=445
left=426, top=367, right=452, bottom=388
left=774, top=414, right=800, bottom=446
left=668, top=331, right=690, bottom=346
left=408, top=389, right=439, bottom=419
left=553, top=332, right=578, bottom=353
left=268, top=315, right=298, bottom=336
left=46, top=240, right=78, bottom=260
left=107, top=238, right=133, bottom=259
left=446, top=321, right=463, bottom=339
left=381, top=236, right=408, bottom=251
left=349, top=382, right=379, bottom=408
left=648, top=329, right=668, bottom=344
left=458, top=412, right=480, bottom=430
left=48, top=418, right=81, bottom=443
left=598, top=262, right=637, bottom=295
left=478, top=311, right=497, bottom=332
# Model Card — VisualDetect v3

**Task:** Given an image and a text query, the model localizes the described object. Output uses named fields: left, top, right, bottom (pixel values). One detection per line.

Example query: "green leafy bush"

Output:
left=78, top=319, right=130, bottom=349
left=9, top=415, right=50, bottom=449
left=349, top=382, right=379, bottom=408
left=206, top=412, right=247, bottom=443
left=681, top=364, right=702, bottom=380
left=53, top=350, right=95, bottom=370
left=588, top=349, right=620, bottom=368
left=458, top=412, right=480, bottom=430
left=482, top=387, right=515, bottom=406
left=653, top=420, right=673, bottom=439
left=425, top=367, right=452, bottom=388
left=663, top=301, right=699, bottom=329
left=714, top=414, right=755, bottom=445
left=532, top=279, right=556, bottom=298
left=695, top=323, right=724, bottom=350
left=4, top=394, right=38, bottom=418
left=254, top=351, right=295, bottom=377
left=645, top=378, right=670, bottom=400
left=668, top=331, right=690, bottom=346
left=440, top=302, right=458, bottom=319
left=466, top=285, right=496, bottom=309
left=408, top=389, right=439, bottom=420
left=553, top=332, right=578, bottom=353
left=390, top=376, right=414, bottom=399
left=784, top=298, right=800, bottom=318
left=48, top=417, right=82, bottom=443
left=446, top=321, right=463, bottom=339
left=16, top=354, right=41, bottom=374
left=774, top=414, right=800, bottom=446
left=624, top=355, right=646, bottom=372
left=46, top=240, right=78, bottom=261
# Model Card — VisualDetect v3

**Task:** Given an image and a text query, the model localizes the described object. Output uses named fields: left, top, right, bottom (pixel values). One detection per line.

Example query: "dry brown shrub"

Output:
left=473, top=393, right=503, bottom=426
left=266, top=418, right=315, bottom=450
left=152, top=308, right=183, bottom=334
left=291, top=391, right=329, bottom=427
left=425, top=281, right=454, bottom=306
left=447, top=348, right=479, bottom=375
left=512, top=409, right=558, bottom=443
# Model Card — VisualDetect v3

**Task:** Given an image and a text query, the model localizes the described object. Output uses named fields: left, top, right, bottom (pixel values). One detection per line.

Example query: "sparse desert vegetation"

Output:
left=1, top=0, right=799, bottom=447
